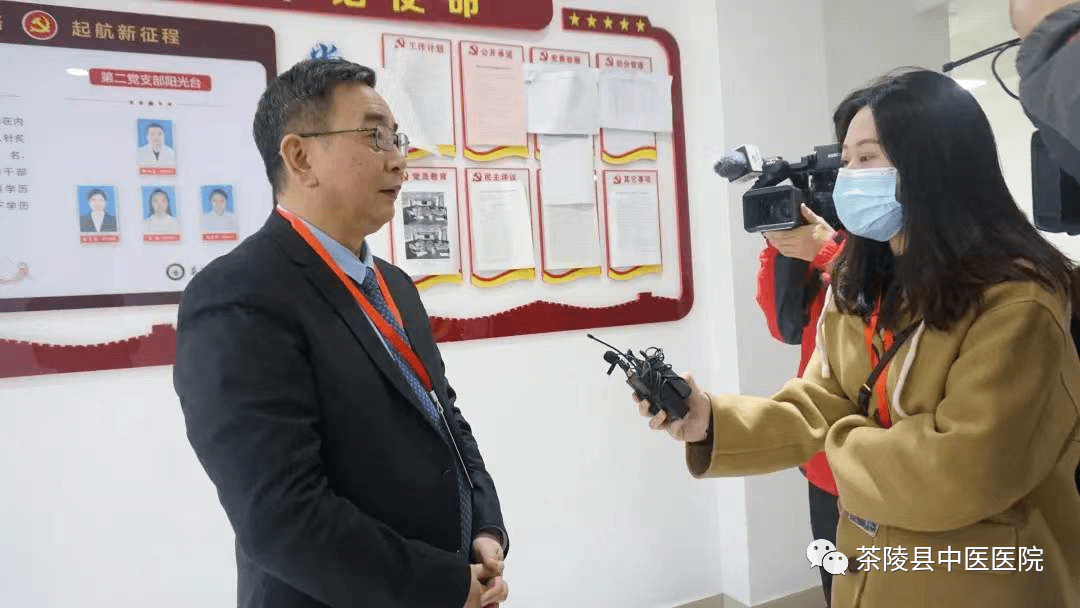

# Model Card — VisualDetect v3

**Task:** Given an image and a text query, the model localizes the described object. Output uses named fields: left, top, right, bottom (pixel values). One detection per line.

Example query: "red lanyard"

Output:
left=864, top=306, right=895, bottom=428
left=276, top=207, right=434, bottom=392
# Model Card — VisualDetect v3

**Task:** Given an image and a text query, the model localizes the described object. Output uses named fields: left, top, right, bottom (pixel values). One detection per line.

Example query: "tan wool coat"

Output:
left=688, top=281, right=1080, bottom=607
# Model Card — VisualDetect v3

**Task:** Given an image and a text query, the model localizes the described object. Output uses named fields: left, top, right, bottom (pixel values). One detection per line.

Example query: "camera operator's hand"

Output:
left=763, top=204, right=834, bottom=263
left=1010, top=0, right=1076, bottom=38
left=634, top=373, right=712, bottom=443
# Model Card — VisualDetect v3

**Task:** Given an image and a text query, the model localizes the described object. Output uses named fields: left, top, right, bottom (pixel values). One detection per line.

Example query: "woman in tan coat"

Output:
left=640, top=70, right=1080, bottom=607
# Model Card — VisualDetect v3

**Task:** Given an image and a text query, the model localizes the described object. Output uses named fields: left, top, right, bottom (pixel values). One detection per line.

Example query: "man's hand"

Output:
left=470, top=534, right=508, bottom=608
left=634, top=373, right=712, bottom=443
left=1010, top=0, right=1076, bottom=38
left=472, top=533, right=504, bottom=579
left=464, top=563, right=509, bottom=608
left=763, top=204, right=834, bottom=263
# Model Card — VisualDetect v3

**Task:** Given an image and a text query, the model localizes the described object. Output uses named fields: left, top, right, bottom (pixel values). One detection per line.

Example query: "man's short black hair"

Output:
left=210, top=188, right=229, bottom=200
left=253, top=58, right=377, bottom=197
left=86, top=188, right=108, bottom=201
left=146, top=123, right=165, bottom=132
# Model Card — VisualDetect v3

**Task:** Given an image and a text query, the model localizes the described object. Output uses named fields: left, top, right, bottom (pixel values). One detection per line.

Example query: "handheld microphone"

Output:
left=588, top=334, right=691, bottom=420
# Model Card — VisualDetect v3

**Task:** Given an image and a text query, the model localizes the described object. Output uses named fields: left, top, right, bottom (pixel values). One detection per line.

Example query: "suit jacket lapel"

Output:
left=265, top=213, right=442, bottom=431
left=375, top=258, right=445, bottom=399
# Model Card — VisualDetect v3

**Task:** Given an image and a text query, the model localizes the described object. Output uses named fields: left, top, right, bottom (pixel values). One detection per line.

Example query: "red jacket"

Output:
left=754, top=232, right=845, bottom=496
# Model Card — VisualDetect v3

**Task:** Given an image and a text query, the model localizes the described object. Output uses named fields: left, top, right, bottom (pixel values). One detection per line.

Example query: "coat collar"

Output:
left=261, top=211, right=445, bottom=435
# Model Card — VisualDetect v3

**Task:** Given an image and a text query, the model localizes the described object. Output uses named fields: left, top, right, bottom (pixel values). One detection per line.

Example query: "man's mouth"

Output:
left=379, top=187, right=401, bottom=198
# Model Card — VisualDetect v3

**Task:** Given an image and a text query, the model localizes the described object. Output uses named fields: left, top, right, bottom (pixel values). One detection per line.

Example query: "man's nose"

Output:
left=385, top=148, right=407, bottom=173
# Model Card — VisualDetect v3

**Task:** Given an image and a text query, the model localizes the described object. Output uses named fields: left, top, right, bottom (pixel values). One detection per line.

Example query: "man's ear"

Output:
left=280, top=134, right=319, bottom=189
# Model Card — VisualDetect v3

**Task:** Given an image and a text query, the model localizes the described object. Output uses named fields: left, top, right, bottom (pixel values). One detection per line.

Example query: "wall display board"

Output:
left=0, top=1, right=275, bottom=377
left=0, top=1, right=692, bottom=378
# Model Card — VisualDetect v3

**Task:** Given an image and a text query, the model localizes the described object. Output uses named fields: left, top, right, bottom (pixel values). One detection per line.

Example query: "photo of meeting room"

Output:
left=76, top=185, right=120, bottom=244
left=401, top=191, right=450, bottom=260
left=136, top=119, right=177, bottom=175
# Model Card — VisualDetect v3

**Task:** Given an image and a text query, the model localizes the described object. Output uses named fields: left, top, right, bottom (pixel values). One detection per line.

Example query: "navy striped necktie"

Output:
left=357, top=266, right=472, bottom=552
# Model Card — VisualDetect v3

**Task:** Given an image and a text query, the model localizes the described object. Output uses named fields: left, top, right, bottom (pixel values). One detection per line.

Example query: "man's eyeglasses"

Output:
left=297, top=124, right=410, bottom=153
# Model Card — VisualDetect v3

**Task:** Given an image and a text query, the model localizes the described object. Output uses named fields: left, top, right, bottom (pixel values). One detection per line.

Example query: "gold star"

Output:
left=586, top=14, right=597, bottom=28
left=569, top=12, right=580, bottom=27
left=636, top=19, right=647, bottom=32
left=603, top=16, right=613, bottom=29
left=620, top=18, right=630, bottom=31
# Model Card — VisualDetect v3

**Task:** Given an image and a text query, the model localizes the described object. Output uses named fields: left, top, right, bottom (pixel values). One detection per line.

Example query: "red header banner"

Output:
left=178, top=0, right=553, bottom=31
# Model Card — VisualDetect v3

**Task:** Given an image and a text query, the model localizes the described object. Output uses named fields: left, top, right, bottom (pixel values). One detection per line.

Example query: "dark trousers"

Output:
left=809, top=482, right=840, bottom=607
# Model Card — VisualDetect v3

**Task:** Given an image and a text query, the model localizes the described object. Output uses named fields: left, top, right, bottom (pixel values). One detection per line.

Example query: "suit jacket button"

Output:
left=442, top=467, right=452, bottom=479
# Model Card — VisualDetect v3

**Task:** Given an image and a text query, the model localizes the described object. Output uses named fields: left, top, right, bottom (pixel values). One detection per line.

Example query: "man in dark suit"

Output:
left=79, top=188, right=117, bottom=233
left=174, top=58, right=509, bottom=608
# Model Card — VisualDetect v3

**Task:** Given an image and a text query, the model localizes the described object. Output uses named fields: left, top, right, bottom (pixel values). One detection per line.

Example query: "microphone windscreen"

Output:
left=714, top=151, right=749, bottom=180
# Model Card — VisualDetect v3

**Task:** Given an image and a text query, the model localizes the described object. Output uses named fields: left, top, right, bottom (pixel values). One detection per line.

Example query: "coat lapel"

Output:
left=265, top=213, right=442, bottom=432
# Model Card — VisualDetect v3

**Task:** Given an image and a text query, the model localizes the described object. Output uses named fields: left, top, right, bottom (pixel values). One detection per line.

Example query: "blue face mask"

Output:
left=832, top=167, right=904, bottom=242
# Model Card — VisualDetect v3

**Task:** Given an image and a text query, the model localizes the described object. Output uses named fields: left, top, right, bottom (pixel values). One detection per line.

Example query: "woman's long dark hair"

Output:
left=830, top=69, right=1078, bottom=331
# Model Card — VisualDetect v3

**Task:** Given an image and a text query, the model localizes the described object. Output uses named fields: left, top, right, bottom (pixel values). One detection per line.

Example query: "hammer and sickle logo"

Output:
left=28, top=16, right=51, bottom=34
left=22, top=11, right=58, bottom=40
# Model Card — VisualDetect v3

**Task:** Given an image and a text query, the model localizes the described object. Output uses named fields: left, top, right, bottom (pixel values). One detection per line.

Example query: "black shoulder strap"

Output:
left=857, top=321, right=920, bottom=415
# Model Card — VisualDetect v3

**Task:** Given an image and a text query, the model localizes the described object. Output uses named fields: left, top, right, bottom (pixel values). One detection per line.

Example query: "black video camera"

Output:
left=942, top=40, right=1080, bottom=235
left=713, top=144, right=844, bottom=345
left=714, top=143, right=843, bottom=233
left=1031, top=131, right=1080, bottom=235
left=588, top=334, right=691, bottom=421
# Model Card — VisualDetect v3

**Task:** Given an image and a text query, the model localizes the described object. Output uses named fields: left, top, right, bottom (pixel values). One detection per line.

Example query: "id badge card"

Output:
left=847, top=512, right=879, bottom=537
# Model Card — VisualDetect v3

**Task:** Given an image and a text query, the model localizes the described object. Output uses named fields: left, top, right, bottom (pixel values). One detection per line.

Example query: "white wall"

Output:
left=713, top=1, right=833, bottom=603
left=0, top=1, right=737, bottom=607
left=821, top=0, right=951, bottom=109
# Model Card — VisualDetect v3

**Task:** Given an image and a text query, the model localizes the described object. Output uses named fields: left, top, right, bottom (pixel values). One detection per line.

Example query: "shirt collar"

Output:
left=279, top=205, right=371, bottom=285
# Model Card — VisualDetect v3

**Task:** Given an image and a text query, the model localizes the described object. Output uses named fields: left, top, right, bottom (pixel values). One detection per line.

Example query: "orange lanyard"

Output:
left=864, top=306, right=895, bottom=428
left=276, top=207, right=434, bottom=392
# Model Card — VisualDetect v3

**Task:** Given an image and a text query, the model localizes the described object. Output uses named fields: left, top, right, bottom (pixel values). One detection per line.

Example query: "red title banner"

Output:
left=90, top=68, right=213, bottom=91
left=178, top=0, right=553, bottom=30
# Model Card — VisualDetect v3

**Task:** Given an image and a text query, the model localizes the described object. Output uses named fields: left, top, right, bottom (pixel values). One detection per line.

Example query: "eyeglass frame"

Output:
left=295, top=124, right=411, bottom=154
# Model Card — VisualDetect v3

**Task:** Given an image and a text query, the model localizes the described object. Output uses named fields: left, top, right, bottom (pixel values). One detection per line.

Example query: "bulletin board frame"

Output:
left=427, top=8, right=693, bottom=342
left=0, top=1, right=277, bottom=316
left=0, top=4, right=694, bottom=379
left=0, top=1, right=276, bottom=378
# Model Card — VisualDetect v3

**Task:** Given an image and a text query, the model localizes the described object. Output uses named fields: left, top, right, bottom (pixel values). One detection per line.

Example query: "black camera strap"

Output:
left=857, top=321, right=920, bottom=418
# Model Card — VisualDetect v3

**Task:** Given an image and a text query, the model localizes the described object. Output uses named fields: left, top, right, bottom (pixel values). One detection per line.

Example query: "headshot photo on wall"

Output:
left=136, top=119, right=177, bottom=175
left=141, top=185, right=181, bottom=240
left=76, top=185, right=119, bottom=238
left=200, top=185, right=238, bottom=235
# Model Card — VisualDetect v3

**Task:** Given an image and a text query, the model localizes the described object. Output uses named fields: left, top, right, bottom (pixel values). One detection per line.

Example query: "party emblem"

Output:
left=22, top=10, right=59, bottom=41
